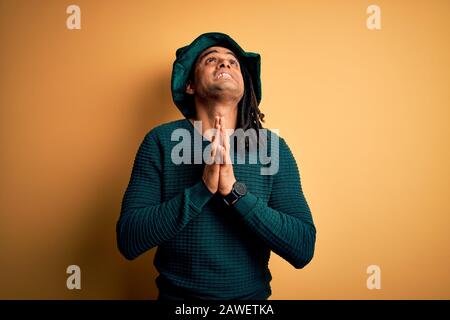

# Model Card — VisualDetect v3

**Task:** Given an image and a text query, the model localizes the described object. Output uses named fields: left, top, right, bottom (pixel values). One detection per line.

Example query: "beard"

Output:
left=199, top=82, right=244, bottom=103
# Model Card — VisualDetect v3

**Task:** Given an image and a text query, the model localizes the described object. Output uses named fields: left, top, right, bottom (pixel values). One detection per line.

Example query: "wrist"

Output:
left=202, top=177, right=217, bottom=194
left=223, top=181, right=247, bottom=206
left=219, top=178, right=236, bottom=196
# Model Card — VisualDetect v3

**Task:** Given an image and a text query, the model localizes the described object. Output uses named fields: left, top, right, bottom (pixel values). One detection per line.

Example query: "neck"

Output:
left=190, top=98, right=238, bottom=139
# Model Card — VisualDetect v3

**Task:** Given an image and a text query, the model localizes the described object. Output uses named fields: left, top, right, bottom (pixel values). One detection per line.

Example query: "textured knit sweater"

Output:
left=116, top=119, right=316, bottom=299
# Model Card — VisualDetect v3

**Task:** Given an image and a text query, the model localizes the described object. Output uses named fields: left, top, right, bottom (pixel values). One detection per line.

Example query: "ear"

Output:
left=185, top=80, right=195, bottom=95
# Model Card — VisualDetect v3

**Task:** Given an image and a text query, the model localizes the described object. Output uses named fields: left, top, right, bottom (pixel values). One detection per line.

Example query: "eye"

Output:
left=206, top=57, right=216, bottom=63
left=230, top=59, right=237, bottom=65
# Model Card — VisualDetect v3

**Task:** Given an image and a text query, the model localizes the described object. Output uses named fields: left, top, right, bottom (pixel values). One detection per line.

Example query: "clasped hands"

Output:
left=202, top=116, right=236, bottom=195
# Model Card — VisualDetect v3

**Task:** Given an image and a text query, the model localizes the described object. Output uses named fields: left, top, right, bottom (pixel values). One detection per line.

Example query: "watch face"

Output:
left=234, top=182, right=247, bottom=196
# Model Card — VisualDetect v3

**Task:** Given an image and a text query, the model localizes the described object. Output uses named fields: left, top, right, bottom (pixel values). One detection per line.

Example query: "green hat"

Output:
left=171, top=32, right=262, bottom=118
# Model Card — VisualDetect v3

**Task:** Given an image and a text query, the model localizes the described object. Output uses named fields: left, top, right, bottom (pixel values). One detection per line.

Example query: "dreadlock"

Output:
left=236, top=63, right=265, bottom=131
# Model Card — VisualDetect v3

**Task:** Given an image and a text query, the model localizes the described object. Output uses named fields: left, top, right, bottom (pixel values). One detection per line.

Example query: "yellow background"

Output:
left=1, top=0, right=449, bottom=299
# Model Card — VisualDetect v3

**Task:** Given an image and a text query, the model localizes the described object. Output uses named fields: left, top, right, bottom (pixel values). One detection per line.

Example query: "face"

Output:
left=186, top=46, right=244, bottom=103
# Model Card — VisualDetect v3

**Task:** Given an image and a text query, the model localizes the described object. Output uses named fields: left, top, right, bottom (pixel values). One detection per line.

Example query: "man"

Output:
left=116, top=32, right=316, bottom=300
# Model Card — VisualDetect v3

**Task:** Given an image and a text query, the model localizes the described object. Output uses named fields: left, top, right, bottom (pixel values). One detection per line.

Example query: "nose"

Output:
left=217, top=58, right=231, bottom=69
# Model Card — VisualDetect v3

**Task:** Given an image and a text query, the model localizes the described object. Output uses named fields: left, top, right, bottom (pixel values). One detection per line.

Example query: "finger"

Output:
left=222, top=117, right=229, bottom=145
left=221, top=117, right=227, bottom=145
left=215, top=116, right=220, bottom=130
left=205, top=135, right=217, bottom=165
left=211, top=148, right=217, bottom=164
left=210, top=134, right=216, bottom=150
left=213, top=145, right=221, bottom=165
left=211, top=116, right=219, bottom=142
left=213, top=138, right=224, bottom=164
left=216, top=123, right=222, bottom=148
left=222, top=143, right=232, bottom=165
left=220, top=125, right=224, bottom=147
left=220, top=117, right=225, bottom=144
left=224, top=130, right=230, bottom=151
left=218, top=145, right=225, bottom=165
left=221, top=123, right=230, bottom=152
left=211, top=138, right=217, bottom=158
left=205, top=146, right=214, bottom=165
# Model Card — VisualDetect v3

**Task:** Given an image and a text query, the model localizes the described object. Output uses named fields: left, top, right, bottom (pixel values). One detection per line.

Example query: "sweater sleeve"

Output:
left=116, top=131, right=214, bottom=260
left=233, top=137, right=316, bottom=269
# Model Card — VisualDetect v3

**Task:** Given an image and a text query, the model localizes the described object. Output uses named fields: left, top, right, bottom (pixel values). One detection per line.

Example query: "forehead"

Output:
left=197, top=46, right=238, bottom=61
left=200, top=46, right=235, bottom=55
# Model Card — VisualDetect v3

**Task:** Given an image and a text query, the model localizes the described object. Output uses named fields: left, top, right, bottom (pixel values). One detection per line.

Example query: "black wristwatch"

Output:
left=223, top=181, right=247, bottom=206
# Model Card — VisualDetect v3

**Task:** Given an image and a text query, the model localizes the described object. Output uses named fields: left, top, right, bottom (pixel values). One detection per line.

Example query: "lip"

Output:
left=215, top=72, right=233, bottom=80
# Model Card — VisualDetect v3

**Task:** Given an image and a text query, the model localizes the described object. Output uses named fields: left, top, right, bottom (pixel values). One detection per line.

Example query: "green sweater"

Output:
left=116, top=119, right=316, bottom=299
